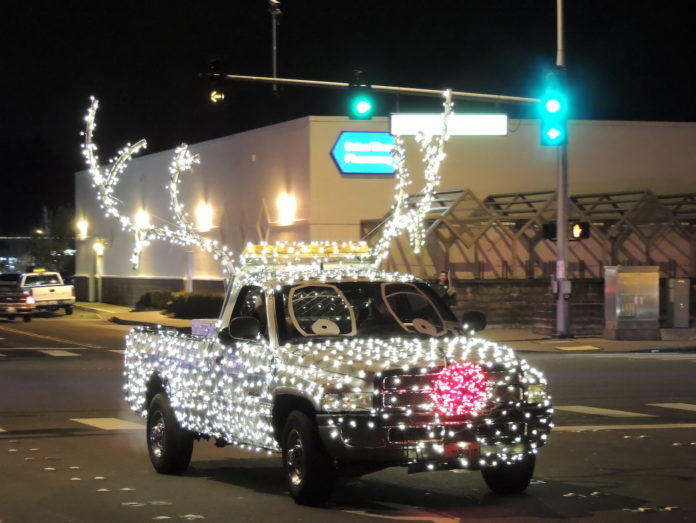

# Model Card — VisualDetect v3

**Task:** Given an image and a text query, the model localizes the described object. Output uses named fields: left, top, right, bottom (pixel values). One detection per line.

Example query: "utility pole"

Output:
left=269, top=0, right=282, bottom=93
left=554, top=0, right=571, bottom=338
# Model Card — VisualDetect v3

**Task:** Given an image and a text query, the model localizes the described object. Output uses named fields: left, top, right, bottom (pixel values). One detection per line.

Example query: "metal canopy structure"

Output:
left=362, top=189, right=696, bottom=280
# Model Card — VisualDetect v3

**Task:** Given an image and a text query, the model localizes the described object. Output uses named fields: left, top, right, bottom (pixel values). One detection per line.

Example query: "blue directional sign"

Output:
left=330, top=131, right=395, bottom=175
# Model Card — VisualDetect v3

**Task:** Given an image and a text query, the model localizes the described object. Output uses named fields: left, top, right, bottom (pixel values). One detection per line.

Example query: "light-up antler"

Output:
left=371, top=90, right=453, bottom=267
left=82, top=97, right=235, bottom=275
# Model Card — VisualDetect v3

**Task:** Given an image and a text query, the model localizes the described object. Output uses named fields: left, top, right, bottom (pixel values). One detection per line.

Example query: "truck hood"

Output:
left=279, top=335, right=521, bottom=385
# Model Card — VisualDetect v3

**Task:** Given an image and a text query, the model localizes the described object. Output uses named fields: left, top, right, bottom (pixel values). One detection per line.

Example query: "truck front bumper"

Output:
left=317, top=406, right=552, bottom=472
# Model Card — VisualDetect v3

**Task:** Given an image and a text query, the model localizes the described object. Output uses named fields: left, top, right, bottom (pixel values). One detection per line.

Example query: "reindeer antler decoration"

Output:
left=82, top=91, right=451, bottom=275
left=81, top=97, right=235, bottom=275
left=371, top=90, right=453, bottom=266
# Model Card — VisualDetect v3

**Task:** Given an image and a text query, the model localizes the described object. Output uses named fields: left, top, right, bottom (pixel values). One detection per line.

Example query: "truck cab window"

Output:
left=231, top=286, right=268, bottom=340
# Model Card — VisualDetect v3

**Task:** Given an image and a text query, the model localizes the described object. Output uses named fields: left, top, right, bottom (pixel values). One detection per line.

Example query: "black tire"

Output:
left=481, top=454, right=536, bottom=494
left=23, top=315, right=32, bottom=323
left=146, top=392, right=194, bottom=474
left=282, top=410, right=335, bottom=505
left=64, top=305, right=73, bottom=315
left=6, top=315, right=15, bottom=321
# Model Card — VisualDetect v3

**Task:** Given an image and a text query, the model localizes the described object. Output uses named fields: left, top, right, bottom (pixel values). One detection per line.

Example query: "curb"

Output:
left=109, top=315, right=190, bottom=332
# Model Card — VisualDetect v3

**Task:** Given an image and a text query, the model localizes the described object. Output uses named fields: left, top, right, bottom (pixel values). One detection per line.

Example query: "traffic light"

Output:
left=539, top=68, right=568, bottom=146
left=570, top=221, right=590, bottom=240
left=348, top=84, right=375, bottom=120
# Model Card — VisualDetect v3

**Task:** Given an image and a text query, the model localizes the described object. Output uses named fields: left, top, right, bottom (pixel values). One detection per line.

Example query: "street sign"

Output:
left=330, top=131, right=395, bottom=175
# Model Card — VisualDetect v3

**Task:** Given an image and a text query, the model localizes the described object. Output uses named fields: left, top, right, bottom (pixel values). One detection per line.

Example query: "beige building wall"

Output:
left=76, top=115, right=696, bottom=289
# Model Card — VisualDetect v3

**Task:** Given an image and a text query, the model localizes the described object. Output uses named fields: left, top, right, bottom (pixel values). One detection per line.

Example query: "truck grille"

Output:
left=379, top=366, right=522, bottom=415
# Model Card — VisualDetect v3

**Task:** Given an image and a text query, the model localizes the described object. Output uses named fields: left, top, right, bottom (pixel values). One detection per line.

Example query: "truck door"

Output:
left=213, top=285, right=277, bottom=449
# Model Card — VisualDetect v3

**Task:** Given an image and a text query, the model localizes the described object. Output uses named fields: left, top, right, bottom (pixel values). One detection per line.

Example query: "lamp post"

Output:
left=269, top=0, right=282, bottom=93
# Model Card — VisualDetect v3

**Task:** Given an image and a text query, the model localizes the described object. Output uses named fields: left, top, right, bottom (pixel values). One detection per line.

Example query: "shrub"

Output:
left=135, top=290, right=174, bottom=311
left=164, top=291, right=225, bottom=319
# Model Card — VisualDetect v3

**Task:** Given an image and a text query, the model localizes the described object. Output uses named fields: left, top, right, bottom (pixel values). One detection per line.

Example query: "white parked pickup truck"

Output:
left=10, top=271, right=75, bottom=314
left=125, top=243, right=553, bottom=506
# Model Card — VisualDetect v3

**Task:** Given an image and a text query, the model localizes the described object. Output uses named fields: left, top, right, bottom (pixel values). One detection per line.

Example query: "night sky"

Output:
left=1, top=1, right=694, bottom=234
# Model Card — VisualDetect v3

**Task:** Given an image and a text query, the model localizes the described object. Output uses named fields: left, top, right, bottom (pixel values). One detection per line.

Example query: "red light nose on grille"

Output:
left=430, top=362, right=491, bottom=417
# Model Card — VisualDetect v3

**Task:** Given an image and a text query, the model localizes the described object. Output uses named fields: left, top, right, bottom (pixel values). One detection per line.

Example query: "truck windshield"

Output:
left=276, top=281, right=461, bottom=343
left=23, top=274, right=61, bottom=286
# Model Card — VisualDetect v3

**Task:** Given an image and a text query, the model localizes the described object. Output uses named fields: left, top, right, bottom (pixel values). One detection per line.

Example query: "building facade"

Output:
left=74, top=116, right=696, bottom=312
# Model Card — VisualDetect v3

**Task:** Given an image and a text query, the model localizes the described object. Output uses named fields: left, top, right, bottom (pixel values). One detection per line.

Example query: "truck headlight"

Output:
left=321, top=392, right=374, bottom=412
left=526, top=383, right=547, bottom=404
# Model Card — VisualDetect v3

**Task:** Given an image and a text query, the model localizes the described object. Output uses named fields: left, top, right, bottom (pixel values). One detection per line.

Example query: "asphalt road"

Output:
left=1, top=313, right=696, bottom=522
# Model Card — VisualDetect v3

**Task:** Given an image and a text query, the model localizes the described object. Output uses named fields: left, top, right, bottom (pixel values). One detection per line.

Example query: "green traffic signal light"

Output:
left=348, top=86, right=374, bottom=120
left=539, top=69, right=568, bottom=146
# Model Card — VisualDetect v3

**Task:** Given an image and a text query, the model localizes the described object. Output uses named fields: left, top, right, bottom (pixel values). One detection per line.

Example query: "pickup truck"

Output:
left=0, top=284, right=36, bottom=322
left=125, top=243, right=553, bottom=505
left=0, top=271, right=76, bottom=314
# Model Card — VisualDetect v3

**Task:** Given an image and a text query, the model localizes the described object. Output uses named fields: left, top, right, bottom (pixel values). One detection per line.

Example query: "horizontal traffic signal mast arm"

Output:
left=205, top=72, right=539, bottom=105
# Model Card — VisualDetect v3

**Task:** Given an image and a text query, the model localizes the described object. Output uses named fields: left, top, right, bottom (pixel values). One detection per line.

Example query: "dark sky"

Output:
left=1, top=1, right=694, bottom=234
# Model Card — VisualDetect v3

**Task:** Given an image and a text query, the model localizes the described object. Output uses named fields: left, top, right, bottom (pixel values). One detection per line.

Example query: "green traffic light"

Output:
left=539, top=70, right=568, bottom=146
left=545, top=98, right=561, bottom=113
left=355, top=99, right=372, bottom=115
left=348, top=86, right=374, bottom=120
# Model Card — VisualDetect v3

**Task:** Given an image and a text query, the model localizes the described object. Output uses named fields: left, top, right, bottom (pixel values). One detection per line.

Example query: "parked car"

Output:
left=3, top=270, right=76, bottom=315
left=0, top=284, right=35, bottom=322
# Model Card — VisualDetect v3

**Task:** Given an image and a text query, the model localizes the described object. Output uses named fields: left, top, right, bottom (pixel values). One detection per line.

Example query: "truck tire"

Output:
left=23, top=315, right=32, bottom=323
left=64, top=305, right=73, bottom=315
left=481, top=454, right=536, bottom=494
left=146, top=393, right=194, bottom=474
left=6, top=315, right=15, bottom=321
left=282, top=410, right=335, bottom=505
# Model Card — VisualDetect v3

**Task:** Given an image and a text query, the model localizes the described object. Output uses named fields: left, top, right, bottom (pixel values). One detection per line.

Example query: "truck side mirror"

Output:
left=227, top=316, right=261, bottom=341
left=462, top=311, right=487, bottom=333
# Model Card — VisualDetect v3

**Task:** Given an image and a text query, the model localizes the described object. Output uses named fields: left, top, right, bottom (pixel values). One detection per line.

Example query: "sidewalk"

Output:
left=75, top=302, right=696, bottom=354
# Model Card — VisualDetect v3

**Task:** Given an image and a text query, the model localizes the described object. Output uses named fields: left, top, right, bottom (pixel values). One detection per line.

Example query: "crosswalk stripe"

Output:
left=70, top=418, right=144, bottom=430
left=555, top=406, right=656, bottom=418
left=39, top=350, right=80, bottom=357
left=555, top=423, right=696, bottom=432
left=648, top=402, right=696, bottom=412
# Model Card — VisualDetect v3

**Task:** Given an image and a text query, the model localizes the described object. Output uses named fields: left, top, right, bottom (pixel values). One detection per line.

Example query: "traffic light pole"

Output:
left=204, top=72, right=538, bottom=105
left=553, top=0, right=571, bottom=338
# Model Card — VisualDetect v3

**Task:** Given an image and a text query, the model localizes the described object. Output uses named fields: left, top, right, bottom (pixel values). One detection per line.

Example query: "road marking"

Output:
left=555, top=423, right=696, bottom=432
left=110, top=350, right=126, bottom=355
left=39, top=350, right=80, bottom=357
left=343, top=502, right=459, bottom=523
left=556, top=345, right=601, bottom=351
left=555, top=406, right=655, bottom=417
left=70, top=418, right=144, bottom=430
left=648, top=402, right=696, bottom=412
left=0, top=325, right=104, bottom=349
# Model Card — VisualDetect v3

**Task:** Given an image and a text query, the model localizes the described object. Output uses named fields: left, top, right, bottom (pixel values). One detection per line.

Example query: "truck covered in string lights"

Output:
left=125, top=242, right=553, bottom=505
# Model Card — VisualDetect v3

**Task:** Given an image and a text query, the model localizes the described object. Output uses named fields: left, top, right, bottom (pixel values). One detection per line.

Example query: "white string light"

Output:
left=372, top=90, right=453, bottom=266
left=83, top=97, right=553, bottom=470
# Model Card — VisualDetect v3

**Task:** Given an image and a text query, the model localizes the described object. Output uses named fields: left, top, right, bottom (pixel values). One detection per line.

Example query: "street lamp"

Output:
left=76, top=219, right=89, bottom=240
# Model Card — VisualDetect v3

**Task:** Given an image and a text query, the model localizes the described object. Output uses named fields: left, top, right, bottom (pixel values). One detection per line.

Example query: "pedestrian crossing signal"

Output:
left=571, top=221, right=590, bottom=240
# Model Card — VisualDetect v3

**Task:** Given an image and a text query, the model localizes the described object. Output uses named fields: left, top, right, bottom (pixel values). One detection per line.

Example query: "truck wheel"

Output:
left=146, top=393, right=193, bottom=474
left=282, top=410, right=335, bottom=505
left=481, top=454, right=536, bottom=494
left=23, top=315, right=32, bottom=323
left=6, top=315, right=15, bottom=321
left=64, top=305, right=73, bottom=315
